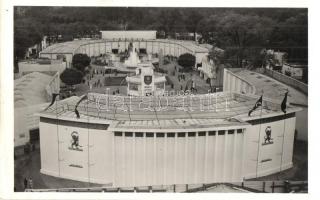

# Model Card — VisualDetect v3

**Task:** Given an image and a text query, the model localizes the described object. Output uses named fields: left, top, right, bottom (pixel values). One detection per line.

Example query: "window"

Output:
left=125, top=132, right=133, bottom=137
left=167, top=132, right=175, bottom=137
left=135, top=132, right=143, bottom=137
left=228, top=130, right=235, bottom=134
left=198, top=132, right=206, bottom=136
left=156, top=133, right=165, bottom=137
left=115, top=132, right=122, bottom=136
left=178, top=132, right=185, bottom=137
left=218, top=130, right=225, bottom=135
left=208, top=131, right=216, bottom=136
left=237, top=129, right=243, bottom=134
left=188, top=132, right=196, bottom=137
left=146, top=132, right=154, bottom=137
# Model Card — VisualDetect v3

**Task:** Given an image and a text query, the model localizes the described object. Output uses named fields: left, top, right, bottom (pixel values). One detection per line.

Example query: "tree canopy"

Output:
left=14, top=7, right=307, bottom=66
left=178, top=53, right=196, bottom=70
left=60, top=68, right=84, bottom=86
left=72, top=53, right=91, bottom=72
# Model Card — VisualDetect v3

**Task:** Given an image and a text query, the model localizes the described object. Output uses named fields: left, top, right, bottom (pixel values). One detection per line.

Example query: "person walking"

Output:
left=28, top=178, right=33, bottom=189
left=23, top=177, right=28, bottom=190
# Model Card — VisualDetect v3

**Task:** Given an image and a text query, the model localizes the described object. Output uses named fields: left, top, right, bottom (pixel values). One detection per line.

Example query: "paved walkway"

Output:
left=159, top=61, right=211, bottom=94
left=14, top=148, right=101, bottom=191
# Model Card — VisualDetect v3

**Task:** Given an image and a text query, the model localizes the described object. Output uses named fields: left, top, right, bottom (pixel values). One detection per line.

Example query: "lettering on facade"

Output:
left=262, top=126, right=274, bottom=145
left=68, top=131, right=83, bottom=151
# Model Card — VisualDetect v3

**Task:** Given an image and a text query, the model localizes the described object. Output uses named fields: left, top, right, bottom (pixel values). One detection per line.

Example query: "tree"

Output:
left=178, top=53, right=196, bottom=71
left=184, top=9, right=203, bottom=41
left=72, top=53, right=91, bottom=72
left=214, top=12, right=274, bottom=68
left=60, top=68, right=84, bottom=86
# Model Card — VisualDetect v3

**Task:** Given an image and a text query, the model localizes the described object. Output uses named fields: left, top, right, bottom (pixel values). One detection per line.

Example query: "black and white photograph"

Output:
left=1, top=0, right=317, bottom=198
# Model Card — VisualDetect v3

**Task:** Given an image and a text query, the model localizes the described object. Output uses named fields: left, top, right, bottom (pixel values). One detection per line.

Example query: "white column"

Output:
left=194, top=132, right=199, bottom=183
left=214, top=131, right=218, bottom=181
left=133, top=132, right=136, bottom=186
left=223, top=130, right=228, bottom=181
left=122, top=132, right=125, bottom=185
left=184, top=133, right=188, bottom=183
left=143, top=132, right=147, bottom=186
left=164, top=132, right=167, bottom=185
left=153, top=133, right=156, bottom=184
left=174, top=132, right=177, bottom=183
left=112, top=132, right=116, bottom=186
left=241, top=129, right=246, bottom=180
left=232, top=130, right=238, bottom=181
left=204, top=131, right=208, bottom=183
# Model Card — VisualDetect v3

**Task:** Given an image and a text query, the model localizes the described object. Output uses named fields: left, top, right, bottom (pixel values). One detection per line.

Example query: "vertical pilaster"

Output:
left=143, top=132, right=147, bottom=186
left=232, top=129, right=238, bottom=181
left=133, top=132, right=136, bottom=186
left=184, top=133, right=188, bottom=183
left=174, top=132, right=177, bottom=183
left=214, top=131, right=218, bottom=181
left=112, top=132, right=115, bottom=186
left=241, top=129, right=247, bottom=180
left=153, top=133, right=156, bottom=185
left=204, top=131, right=208, bottom=183
left=122, top=132, right=125, bottom=185
left=194, top=132, right=199, bottom=183
left=164, top=132, right=167, bottom=185
left=223, top=130, right=228, bottom=181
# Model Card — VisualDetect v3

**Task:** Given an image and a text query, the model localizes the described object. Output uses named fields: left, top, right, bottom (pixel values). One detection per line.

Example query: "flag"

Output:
left=44, top=93, right=59, bottom=111
left=74, top=95, right=88, bottom=119
left=248, top=95, right=263, bottom=116
left=281, top=91, right=288, bottom=113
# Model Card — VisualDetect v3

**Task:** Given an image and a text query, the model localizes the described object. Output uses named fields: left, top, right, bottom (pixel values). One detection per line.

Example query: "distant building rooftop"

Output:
left=40, top=39, right=209, bottom=55
left=14, top=72, right=52, bottom=108
left=226, top=68, right=307, bottom=106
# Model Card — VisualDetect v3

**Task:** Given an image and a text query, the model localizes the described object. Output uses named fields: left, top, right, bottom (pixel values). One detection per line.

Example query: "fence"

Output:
left=257, top=68, right=308, bottom=95
left=24, top=181, right=307, bottom=193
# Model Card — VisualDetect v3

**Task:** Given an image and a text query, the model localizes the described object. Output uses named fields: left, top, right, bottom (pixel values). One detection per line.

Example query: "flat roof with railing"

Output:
left=39, top=92, right=301, bottom=130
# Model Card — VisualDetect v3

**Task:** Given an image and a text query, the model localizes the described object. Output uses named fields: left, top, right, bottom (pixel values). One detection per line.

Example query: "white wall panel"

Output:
left=88, top=130, right=113, bottom=184
left=40, top=122, right=59, bottom=176
left=58, top=125, right=89, bottom=182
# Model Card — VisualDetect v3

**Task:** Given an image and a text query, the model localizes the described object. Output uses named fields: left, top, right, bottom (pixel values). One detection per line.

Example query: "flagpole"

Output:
left=255, top=92, right=263, bottom=178
left=279, top=90, right=288, bottom=173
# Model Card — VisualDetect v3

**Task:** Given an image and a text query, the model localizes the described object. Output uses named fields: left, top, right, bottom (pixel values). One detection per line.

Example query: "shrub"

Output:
left=72, top=54, right=91, bottom=72
left=178, top=53, right=195, bottom=71
left=60, top=68, right=84, bottom=86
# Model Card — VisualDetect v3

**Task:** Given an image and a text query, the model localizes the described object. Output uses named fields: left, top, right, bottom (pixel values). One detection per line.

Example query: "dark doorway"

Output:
left=112, top=49, right=119, bottom=54
left=139, top=48, right=147, bottom=54
left=29, top=128, right=39, bottom=142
